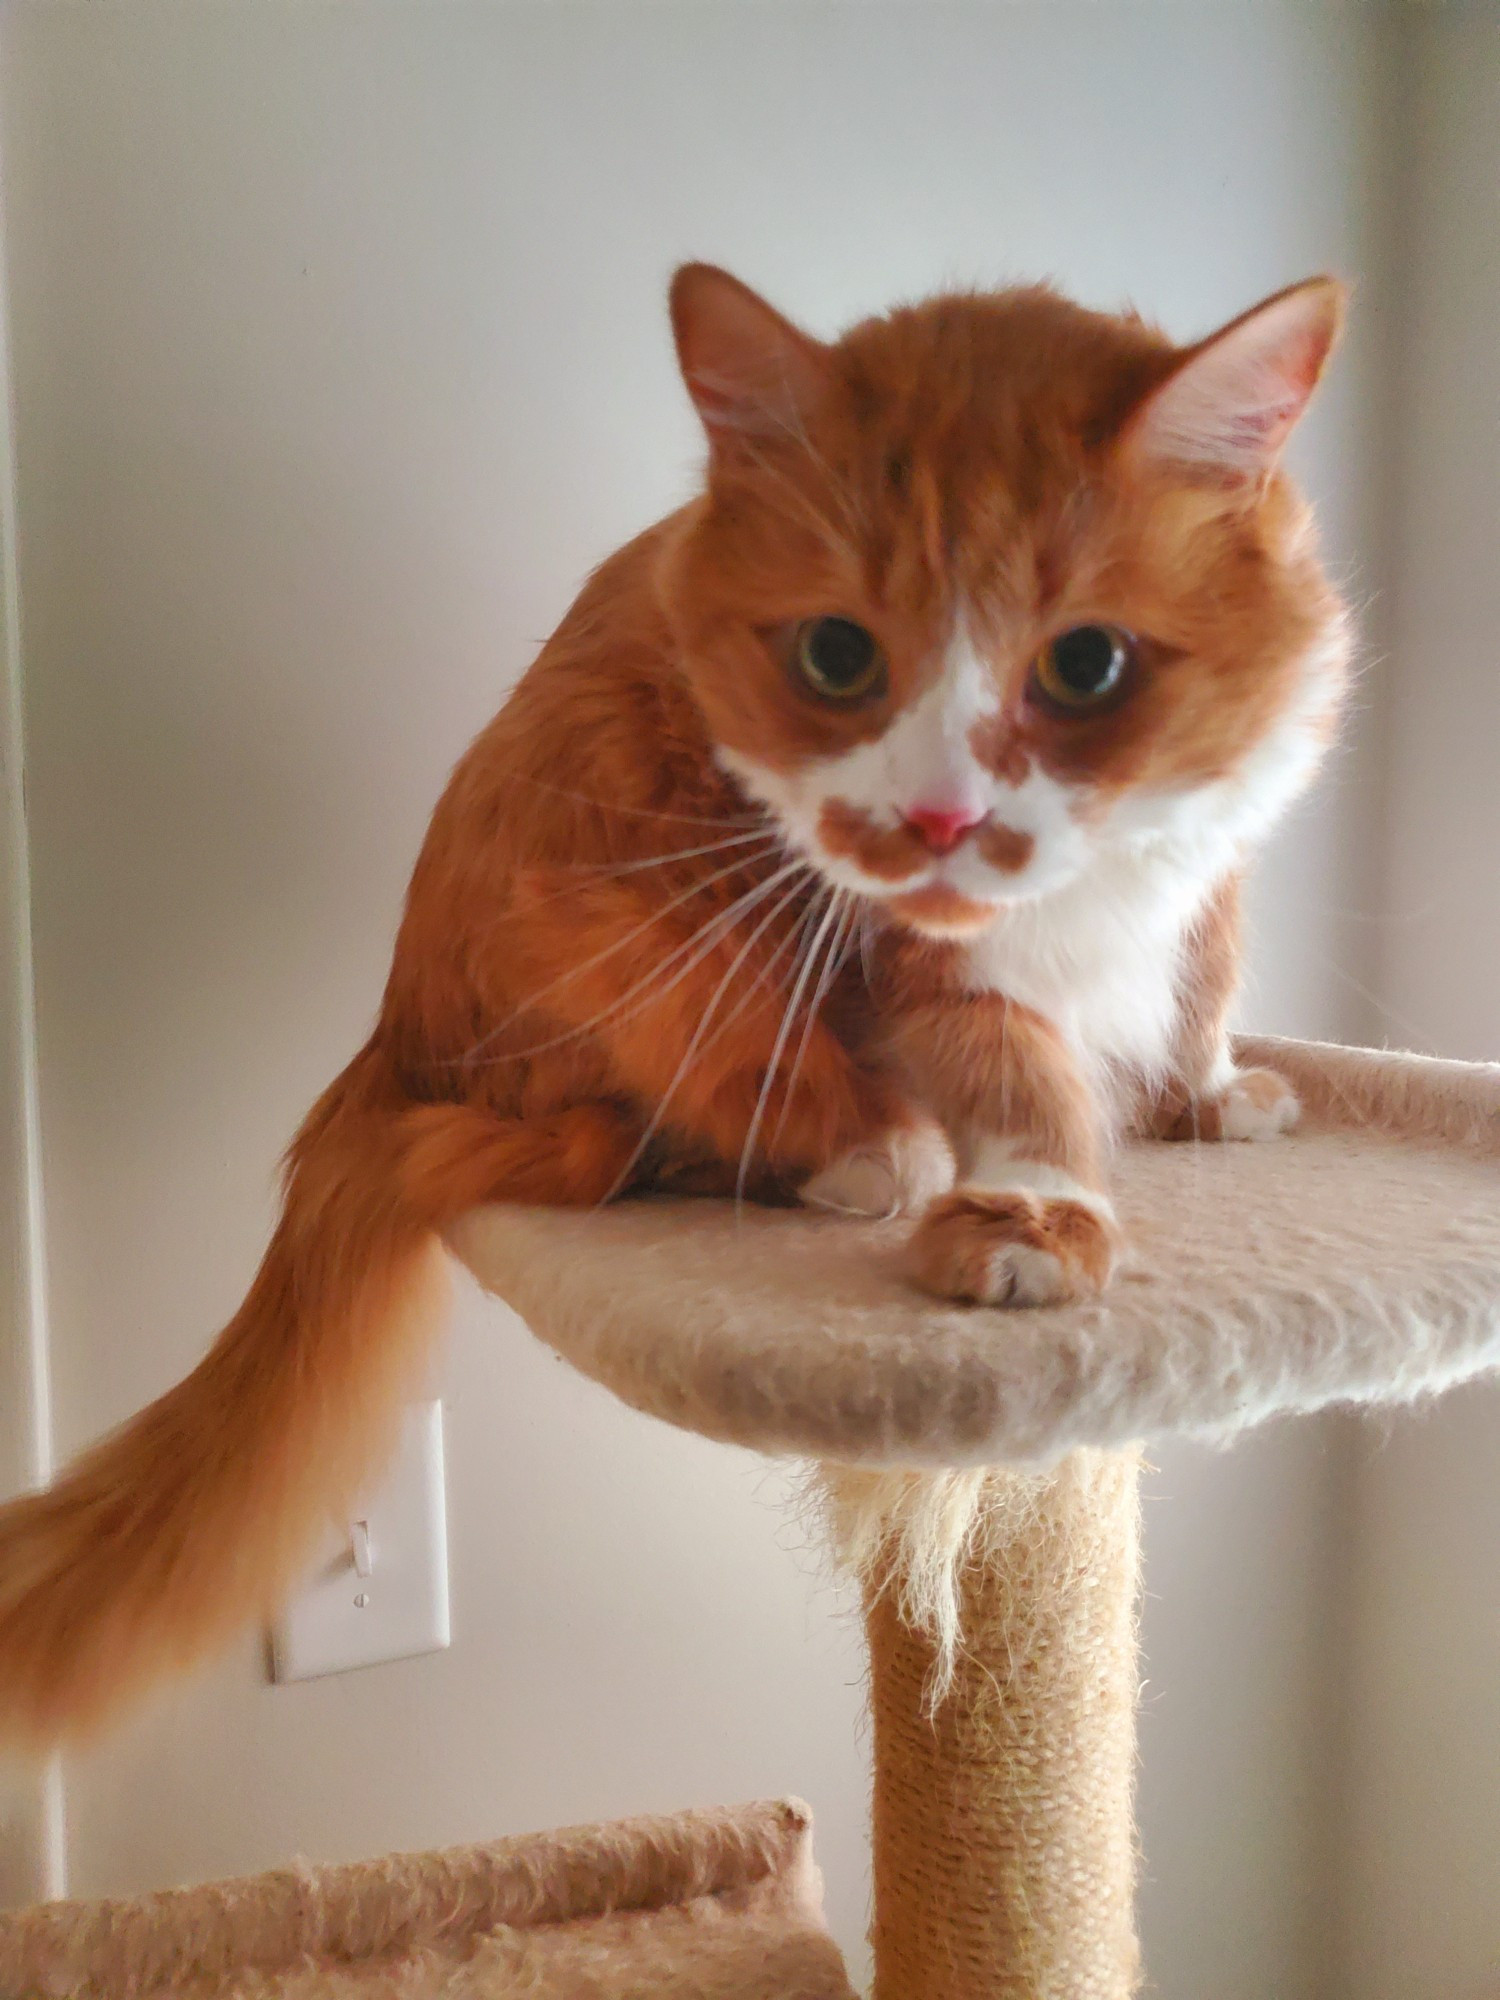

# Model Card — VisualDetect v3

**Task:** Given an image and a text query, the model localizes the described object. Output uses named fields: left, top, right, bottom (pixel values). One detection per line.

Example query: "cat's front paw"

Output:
left=800, top=1120, right=954, bottom=1220
left=904, top=1186, right=1120, bottom=1308
left=1156, top=1066, right=1300, bottom=1143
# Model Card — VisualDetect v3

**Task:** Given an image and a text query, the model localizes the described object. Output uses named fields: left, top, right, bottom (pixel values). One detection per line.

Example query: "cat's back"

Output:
left=425, top=508, right=723, bottom=847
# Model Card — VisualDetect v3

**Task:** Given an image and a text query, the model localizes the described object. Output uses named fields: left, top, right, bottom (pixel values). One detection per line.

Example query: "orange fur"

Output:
left=817, top=799, right=927, bottom=882
left=660, top=272, right=1344, bottom=811
left=1149, top=874, right=1244, bottom=1138
left=875, top=966, right=1103, bottom=1186
left=906, top=1188, right=1119, bottom=1306
left=0, top=265, right=1347, bottom=1742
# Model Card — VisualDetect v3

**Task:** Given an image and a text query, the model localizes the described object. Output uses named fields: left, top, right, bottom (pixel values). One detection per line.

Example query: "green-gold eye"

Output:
left=794, top=617, right=887, bottom=702
left=1031, top=624, right=1135, bottom=710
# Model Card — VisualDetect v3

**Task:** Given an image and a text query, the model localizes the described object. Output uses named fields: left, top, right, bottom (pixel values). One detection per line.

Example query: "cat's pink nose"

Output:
left=902, top=804, right=985, bottom=855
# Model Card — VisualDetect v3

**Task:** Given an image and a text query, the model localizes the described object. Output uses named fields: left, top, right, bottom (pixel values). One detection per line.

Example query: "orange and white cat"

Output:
left=0, top=265, right=1347, bottom=1742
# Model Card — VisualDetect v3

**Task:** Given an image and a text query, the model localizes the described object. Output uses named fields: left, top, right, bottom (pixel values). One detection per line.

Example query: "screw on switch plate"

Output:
left=270, top=1400, right=450, bottom=1683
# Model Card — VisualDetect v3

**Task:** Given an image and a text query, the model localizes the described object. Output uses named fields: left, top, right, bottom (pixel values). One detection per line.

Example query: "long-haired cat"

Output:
left=0, top=264, right=1347, bottom=1743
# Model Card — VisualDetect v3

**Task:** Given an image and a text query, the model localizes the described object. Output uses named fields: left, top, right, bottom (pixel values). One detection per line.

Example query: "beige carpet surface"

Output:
left=450, top=1037, right=1500, bottom=1469
left=0, top=1799, right=854, bottom=1999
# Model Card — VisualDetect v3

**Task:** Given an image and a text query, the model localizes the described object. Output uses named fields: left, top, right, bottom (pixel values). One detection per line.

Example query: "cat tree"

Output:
left=450, top=1035, right=1500, bottom=1999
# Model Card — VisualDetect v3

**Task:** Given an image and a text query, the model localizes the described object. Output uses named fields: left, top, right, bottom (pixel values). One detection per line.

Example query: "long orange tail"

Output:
left=0, top=1049, right=637, bottom=1748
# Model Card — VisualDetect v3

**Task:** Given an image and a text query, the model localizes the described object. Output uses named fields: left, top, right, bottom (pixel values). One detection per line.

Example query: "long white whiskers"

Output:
left=858, top=907, right=878, bottom=989
left=766, top=889, right=855, bottom=1161
left=596, top=875, right=819, bottom=1204
left=546, top=827, right=776, bottom=878
left=469, top=857, right=813, bottom=1069
left=692, top=883, right=831, bottom=1066
left=495, top=828, right=781, bottom=918
left=735, top=885, right=847, bottom=1205
left=495, top=764, right=763, bottom=829
left=451, top=839, right=784, bottom=1065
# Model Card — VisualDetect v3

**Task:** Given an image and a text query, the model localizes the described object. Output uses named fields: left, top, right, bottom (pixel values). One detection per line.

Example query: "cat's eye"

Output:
left=794, top=617, right=887, bottom=703
left=1030, top=624, right=1134, bottom=711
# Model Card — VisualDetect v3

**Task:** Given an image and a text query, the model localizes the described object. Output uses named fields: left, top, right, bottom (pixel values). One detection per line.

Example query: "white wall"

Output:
left=1340, top=16, right=1500, bottom=1998
left=0, top=6, right=1397, bottom=1993
left=0, top=165, right=57, bottom=1911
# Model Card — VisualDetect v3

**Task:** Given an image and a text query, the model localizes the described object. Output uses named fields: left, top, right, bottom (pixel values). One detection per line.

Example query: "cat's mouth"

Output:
left=809, top=797, right=1041, bottom=930
left=882, top=882, right=1008, bottom=936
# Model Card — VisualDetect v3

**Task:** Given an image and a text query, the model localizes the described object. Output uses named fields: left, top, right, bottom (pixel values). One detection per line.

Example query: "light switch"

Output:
left=270, top=1399, right=450, bottom=1683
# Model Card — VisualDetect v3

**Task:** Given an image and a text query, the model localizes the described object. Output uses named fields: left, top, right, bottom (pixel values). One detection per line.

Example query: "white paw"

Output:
left=980, top=1241, right=1070, bottom=1307
left=801, top=1123, right=954, bottom=1219
left=1219, top=1068, right=1300, bottom=1141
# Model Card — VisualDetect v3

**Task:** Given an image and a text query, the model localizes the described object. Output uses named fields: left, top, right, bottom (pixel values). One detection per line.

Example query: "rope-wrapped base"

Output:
left=864, top=1451, right=1142, bottom=2000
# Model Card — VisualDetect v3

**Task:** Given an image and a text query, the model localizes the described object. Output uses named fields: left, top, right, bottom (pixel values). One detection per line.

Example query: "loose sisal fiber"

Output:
left=862, top=1452, right=1142, bottom=2000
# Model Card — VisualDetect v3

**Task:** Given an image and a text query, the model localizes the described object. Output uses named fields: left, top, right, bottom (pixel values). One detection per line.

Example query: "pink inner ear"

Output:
left=682, top=366, right=759, bottom=433
left=1124, top=279, right=1344, bottom=478
left=1226, top=393, right=1303, bottom=456
left=670, top=263, right=827, bottom=439
left=685, top=364, right=799, bottom=436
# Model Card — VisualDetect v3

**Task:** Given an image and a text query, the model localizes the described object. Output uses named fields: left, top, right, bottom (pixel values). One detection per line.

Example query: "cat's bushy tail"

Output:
left=0, top=1043, right=609, bottom=1749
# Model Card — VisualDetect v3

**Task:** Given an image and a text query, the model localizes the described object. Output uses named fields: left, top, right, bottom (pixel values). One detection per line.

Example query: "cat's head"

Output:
left=659, top=264, right=1349, bottom=936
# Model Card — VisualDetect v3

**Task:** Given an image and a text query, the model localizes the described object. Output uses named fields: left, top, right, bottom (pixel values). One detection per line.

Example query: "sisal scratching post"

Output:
left=452, top=1038, right=1500, bottom=1996
left=864, top=1455, right=1141, bottom=2000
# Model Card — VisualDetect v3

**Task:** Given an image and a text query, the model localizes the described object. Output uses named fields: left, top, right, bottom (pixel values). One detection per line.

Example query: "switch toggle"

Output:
left=270, top=1400, right=450, bottom=1683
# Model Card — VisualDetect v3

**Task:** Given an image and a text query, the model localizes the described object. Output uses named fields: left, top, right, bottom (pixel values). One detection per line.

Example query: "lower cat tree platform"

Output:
left=1, top=1798, right=852, bottom=1998
left=6, top=1039, right=1495, bottom=1997
left=449, top=1036, right=1500, bottom=1999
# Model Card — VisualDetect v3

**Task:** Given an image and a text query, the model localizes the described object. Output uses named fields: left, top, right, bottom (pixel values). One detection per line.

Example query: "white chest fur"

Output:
left=957, top=644, right=1345, bottom=1093
left=962, top=836, right=1219, bottom=1089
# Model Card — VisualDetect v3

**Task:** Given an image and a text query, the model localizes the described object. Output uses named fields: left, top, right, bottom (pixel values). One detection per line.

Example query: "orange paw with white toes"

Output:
left=904, top=1186, right=1121, bottom=1308
left=1155, top=1065, right=1300, bottom=1143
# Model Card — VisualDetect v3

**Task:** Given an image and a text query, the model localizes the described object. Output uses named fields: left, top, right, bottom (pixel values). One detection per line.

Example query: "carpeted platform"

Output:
left=0, top=1798, right=854, bottom=1999
left=450, top=1037, right=1500, bottom=1468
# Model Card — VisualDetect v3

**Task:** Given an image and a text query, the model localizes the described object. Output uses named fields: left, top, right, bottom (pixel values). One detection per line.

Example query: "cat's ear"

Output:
left=1119, top=277, right=1346, bottom=482
left=670, top=263, right=831, bottom=439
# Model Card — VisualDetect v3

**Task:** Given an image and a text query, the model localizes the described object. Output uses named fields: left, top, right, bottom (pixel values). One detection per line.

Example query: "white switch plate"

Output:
left=270, top=1399, right=450, bottom=1683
